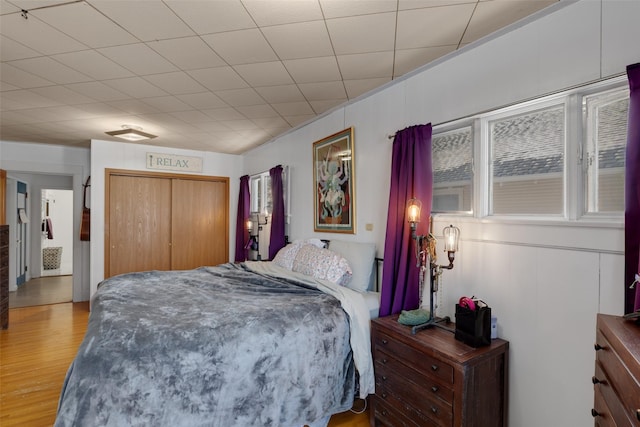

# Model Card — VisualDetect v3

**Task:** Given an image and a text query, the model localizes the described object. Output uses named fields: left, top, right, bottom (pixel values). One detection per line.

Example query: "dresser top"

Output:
left=372, top=315, right=508, bottom=365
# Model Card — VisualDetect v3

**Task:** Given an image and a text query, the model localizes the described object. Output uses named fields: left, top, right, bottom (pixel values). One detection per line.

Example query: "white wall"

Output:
left=0, top=141, right=90, bottom=301
left=242, top=1, right=637, bottom=426
left=89, top=139, right=243, bottom=298
left=42, top=189, right=74, bottom=276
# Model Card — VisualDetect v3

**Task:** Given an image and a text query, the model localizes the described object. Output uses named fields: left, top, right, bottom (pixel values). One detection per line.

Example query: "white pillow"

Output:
left=328, top=240, right=376, bottom=292
left=272, top=242, right=304, bottom=270
left=292, top=244, right=352, bottom=286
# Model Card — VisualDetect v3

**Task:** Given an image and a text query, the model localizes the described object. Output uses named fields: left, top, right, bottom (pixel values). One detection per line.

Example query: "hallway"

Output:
left=9, top=276, right=72, bottom=308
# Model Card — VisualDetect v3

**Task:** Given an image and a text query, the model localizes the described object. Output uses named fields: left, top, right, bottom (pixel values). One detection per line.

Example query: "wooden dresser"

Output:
left=592, top=313, right=640, bottom=426
left=370, top=315, right=509, bottom=427
left=1, top=224, right=9, bottom=329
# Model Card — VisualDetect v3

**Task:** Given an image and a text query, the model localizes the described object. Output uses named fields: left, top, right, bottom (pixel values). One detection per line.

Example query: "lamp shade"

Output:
left=407, top=198, right=422, bottom=223
left=443, top=224, right=460, bottom=252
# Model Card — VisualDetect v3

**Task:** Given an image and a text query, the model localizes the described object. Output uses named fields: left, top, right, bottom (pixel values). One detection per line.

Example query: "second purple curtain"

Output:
left=269, top=165, right=286, bottom=260
left=234, top=175, right=250, bottom=262
left=379, top=124, right=433, bottom=317
left=625, top=62, right=640, bottom=313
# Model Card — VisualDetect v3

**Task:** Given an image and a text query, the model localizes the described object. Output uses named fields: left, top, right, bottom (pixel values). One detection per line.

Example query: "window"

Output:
left=432, top=127, right=473, bottom=213
left=489, top=105, right=565, bottom=215
left=584, top=88, right=628, bottom=213
left=250, top=172, right=271, bottom=215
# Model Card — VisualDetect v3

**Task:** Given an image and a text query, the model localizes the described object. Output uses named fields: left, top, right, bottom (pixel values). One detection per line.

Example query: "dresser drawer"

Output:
left=595, top=329, right=640, bottom=423
left=375, top=347, right=454, bottom=403
left=373, top=388, right=452, bottom=427
left=593, top=385, right=617, bottom=427
left=594, top=361, right=637, bottom=426
left=373, top=331, right=454, bottom=384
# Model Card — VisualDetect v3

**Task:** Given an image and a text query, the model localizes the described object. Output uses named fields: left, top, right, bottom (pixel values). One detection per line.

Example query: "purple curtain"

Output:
left=269, top=165, right=286, bottom=260
left=625, top=62, right=640, bottom=313
left=379, top=124, right=433, bottom=316
left=234, top=175, right=250, bottom=262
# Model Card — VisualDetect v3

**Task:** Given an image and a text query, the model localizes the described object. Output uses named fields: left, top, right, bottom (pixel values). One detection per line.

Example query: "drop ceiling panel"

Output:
left=298, top=81, right=347, bottom=101
left=64, top=82, right=129, bottom=102
left=98, top=44, right=179, bottom=76
left=164, top=0, right=256, bottom=34
left=8, top=57, right=92, bottom=84
left=147, top=37, right=227, bottom=70
left=143, top=72, right=207, bottom=95
left=394, top=46, right=457, bottom=77
left=30, top=1, right=138, bottom=48
left=215, top=88, right=264, bottom=107
left=396, top=3, right=476, bottom=49
left=243, top=0, right=323, bottom=26
left=202, top=29, right=278, bottom=65
left=188, top=67, right=249, bottom=92
left=254, top=85, right=305, bottom=104
left=336, top=52, right=394, bottom=80
left=102, top=77, right=168, bottom=99
left=31, top=86, right=96, bottom=105
left=262, top=21, right=333, bottom=60
left=0, top=34, right=41, bottom=61
left=1, top=62, right=56, bottom=88
left=319, top=0, right=397, bottom=18
left=283, top=56, right=341, bottom=83
left=140, top=96, right=193, bottom=113
left=91, top=0, right=195, bottom=42
left=326, top=13, right=396, bottom=55
left=176, top=92, right=228, bottom=110
left=233, top=61, right=294, bottom=87
left=52, top=50, right=134, bottom=81
left=0, top=12, right=88, bottom=55
left=344, top=77, right=391, bottom=99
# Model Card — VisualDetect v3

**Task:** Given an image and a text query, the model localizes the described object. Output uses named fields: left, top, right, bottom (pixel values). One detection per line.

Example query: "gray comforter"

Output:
left=55, top=263, right=360, bottom=427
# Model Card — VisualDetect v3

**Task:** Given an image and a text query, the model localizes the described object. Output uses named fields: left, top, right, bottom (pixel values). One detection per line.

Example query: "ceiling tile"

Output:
left=52, top=50, right=134, bottom=80
left=90, top=0, right=195, bottom=42
left=243, top=0, right=323, bottom=26
left=0, top=34, right=41, bottom=61
left=106, top=99, right=161, bottom=115
left=170, top=110, right=215, bottom=124
left=0, top=81, right=20, bottom=92
left=102, top=77, right=168, bottom=99
left=192, top=121, right=233, bottom=132
left=251, top=116, right=290, bottom=128
left=396, top=3, right=476, bottom=49
left=271, top=101, right=314, bottom=116
left=165, top=0, right=256, bottom=34
left=309, top=99, right=347, bottom=114
left=319, top=0, right=397, bottom=18
left=254, top=85, right=305, bottom=104
left=188, top=67, right=249, bottom=92
left=214, top=88, right=264, bottom=107
left=176, top=92, right=228, bottom=110
left=262, top=21, right=333, bottom=60
left=98, top=44, right=179, bottom=76
left=202, top=29, right=278, bottom=65
left=140, top=96, right=193, bottom=113
left=235, top=104, right=279, bottom=119
left=143, top=72, right=207, bottom=95
left=283, top=56, right=341, bottom=83
left=336, top=51, right=394, bottom=80
left=462, top=0, right=556, bottom=44
left=393, top=45, right=457, bottom=77
left=233, top=61, right=294, bottom=87
left=31, top=1, right=138, bottom=48
left=297, top=81, right=347, bottom=101
left=343, top=77, right=391, bottom=98
left=31, top=86, right=96, bottom=105
left=399, top=0, right=472, bottom=9
left=0, top=12, right=88, bottom=55
left=9, top=57, right=92, bottom=84
left=222, top=119, right=259, bottom=131
left=326, top=12, right=396, bottom=55
left=283, top=114, right=315, bottom=127
left=64, top=81, right=129, bottom=102
left=1, top=89, right=61, bottom=109
left=147, top=37, right=226, bottom=70
left=0, top=62, right=55, bottom=88
left=202, top=107, right=245, bottom=121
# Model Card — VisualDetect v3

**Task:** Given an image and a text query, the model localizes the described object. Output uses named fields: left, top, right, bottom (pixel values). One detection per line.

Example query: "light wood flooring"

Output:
left=9, top=275, right=72, bottom=308
left=0, top=303, right=370, bottom=427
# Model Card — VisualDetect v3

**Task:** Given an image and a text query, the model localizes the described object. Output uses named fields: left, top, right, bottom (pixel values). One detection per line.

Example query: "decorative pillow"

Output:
left=328, top=240, right=376, bottom=292
left=292, top=244, right=352, bottom=286
left=272, top=243, right=304, bottom=270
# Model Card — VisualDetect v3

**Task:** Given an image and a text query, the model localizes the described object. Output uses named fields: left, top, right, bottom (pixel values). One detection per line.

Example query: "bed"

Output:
left=55, top=240, right=378, bottom=427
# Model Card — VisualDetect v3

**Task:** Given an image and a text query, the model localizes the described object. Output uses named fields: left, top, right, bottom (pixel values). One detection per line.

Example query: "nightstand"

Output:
left=370, top=315, right=509, bottom=427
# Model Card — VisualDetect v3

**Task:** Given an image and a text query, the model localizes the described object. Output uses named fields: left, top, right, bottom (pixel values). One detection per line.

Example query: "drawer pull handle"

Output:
left=591, top=376, right=602, bottom=385
left=382, top=375, right=387, bottom=381
left=591, top=409, right=600, bottom=418
left=431, top=407, right=438, bottom=414
left=594, top=343, right=604, bottom=351
left=382, top=339, right=388, bottom=345
left=381, top=358, right=388, bottom=364
left=431, top=364, right=439, bottom=371
left=382, top=410, right=388, bottom=416
left=431, top=386, right=439, bottom=393
left=381, top=392, right=387, bottom=399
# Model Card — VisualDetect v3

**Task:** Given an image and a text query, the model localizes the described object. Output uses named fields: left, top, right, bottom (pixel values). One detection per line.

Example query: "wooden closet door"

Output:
left=108, top=175, right=172, bottom=277
left=171, top=179, right=228, bottom=270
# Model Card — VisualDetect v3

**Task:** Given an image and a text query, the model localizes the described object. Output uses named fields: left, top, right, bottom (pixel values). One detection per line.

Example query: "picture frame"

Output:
left=313, top=127, right=355, bottom=234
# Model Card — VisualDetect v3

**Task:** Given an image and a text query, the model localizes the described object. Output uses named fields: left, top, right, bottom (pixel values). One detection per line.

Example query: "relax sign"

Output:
left=146, top=152, right=203, bottom=173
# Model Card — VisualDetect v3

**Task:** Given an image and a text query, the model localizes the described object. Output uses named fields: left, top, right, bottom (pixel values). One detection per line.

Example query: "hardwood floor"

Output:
left=9, top=275, right=72, bottom=308
left=0, top=302, right=370, bottom=427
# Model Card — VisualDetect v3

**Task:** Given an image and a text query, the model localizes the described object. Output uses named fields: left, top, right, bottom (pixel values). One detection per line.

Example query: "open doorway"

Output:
left=6, top=175, right=74, bottom=308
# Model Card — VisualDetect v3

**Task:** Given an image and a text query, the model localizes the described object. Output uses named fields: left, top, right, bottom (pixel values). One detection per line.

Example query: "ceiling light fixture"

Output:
left=105, top=125, right=157, bottom=142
